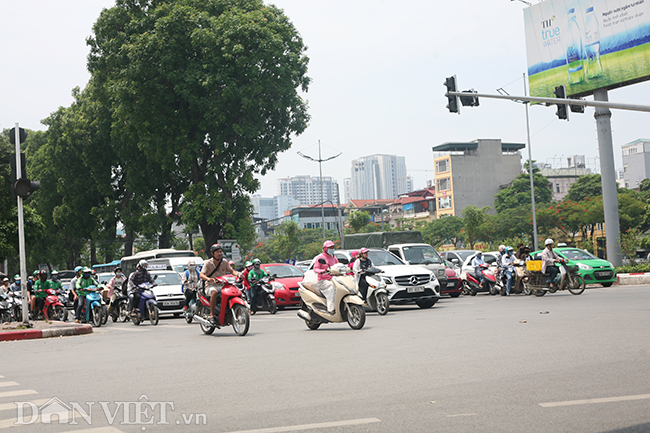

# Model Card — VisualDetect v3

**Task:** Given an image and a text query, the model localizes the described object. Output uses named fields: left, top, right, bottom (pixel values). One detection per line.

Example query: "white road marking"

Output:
left=0, top=385, right=18, bottom=389
left=0, top=390, right=37, bottom=400
left=0, top=400, right=48, bottom=412
left=0, top=411, right=119, bottom=430
left=446, top=413, right=478, bottom=418
left=60, top=427, right=125, bottom=433
left=540, top=393, right=650, bottom=408
left=224, top=417, right=381, bottom=433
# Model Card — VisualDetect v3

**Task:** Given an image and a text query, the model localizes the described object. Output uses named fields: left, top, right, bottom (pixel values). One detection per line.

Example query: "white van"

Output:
left=148, top=256, right=204, bottom=275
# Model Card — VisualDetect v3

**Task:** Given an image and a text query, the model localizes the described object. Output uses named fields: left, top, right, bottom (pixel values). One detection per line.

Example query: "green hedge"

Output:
left=615, top=263, right=650, bottom=274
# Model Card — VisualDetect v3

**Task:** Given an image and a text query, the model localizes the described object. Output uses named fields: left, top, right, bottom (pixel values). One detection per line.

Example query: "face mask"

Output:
left=188, top=265, right=195, bottom=271
left=327, top=248, right=335, bottom=255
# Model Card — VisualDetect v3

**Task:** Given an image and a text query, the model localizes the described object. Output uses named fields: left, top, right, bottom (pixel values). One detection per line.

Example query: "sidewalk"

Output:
left=0, top=320, right=93, bottom=342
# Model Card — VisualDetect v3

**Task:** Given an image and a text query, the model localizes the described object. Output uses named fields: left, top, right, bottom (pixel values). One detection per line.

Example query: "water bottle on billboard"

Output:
left=566, top=8, right=585, bottom=84
left=584, top=6, right=603, bottom=79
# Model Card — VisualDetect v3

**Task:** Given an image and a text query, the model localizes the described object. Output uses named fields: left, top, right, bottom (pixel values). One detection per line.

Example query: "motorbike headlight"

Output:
left=577, top=263, right=592, bottom=270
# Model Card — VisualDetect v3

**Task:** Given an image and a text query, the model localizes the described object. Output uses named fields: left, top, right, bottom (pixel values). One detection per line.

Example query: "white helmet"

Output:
left=138, top=259, right=148, bottom=269
left=498, top=245, right=505, bottom=253
left=545, top=238, right=554, bottom=246
left=188, top=259, right=196, bottom=267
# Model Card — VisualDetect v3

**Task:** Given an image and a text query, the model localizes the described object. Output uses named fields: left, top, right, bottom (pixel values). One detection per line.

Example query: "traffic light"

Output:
left=553, top=85, right=569, bottom=120
left=459, top=90, right=479, bottom=107
left=570, top=97, right=585, bottom=113
left=444, top=75, right=459, bottom=114
left=9, top=127, right=27, bottom=145
left=10, top=153, right=40, bottom=199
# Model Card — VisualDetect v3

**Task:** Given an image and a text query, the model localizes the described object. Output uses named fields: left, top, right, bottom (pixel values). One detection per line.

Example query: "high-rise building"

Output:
left=343, top=178, right=352, bottom=204
left=251, top=195, right=276, bottom=221
left=350, top=154, right=407, bottom=200
left=276, top=175, right=339, bottom=206
left=621, top=139, right=650, bottom=189
left=432, top=139, right=524, bottom=217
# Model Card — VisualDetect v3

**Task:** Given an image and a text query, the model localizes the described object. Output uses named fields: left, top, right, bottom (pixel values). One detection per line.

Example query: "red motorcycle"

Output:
left=194, top=275, right=250, bottom=336
left=461, top=264, right=498, bottom=296
left=32, top=289, right=68, bottom=321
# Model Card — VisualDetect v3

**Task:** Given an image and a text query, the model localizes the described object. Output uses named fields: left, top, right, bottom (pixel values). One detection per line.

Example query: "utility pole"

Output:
left=298, top=141, right=341, bottom=241
left=14, top=123, right=29, bottom=326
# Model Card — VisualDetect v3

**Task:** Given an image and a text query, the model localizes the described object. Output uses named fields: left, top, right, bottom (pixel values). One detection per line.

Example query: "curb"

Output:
left=616, top=272, right=650, bottom=286
left=0, top=324, right=93, bottom=342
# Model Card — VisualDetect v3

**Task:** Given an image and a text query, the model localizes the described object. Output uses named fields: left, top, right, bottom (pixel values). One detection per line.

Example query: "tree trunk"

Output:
left=90, top=239, right=97, bottom=265
left=124, top=228, right=134, bottom=257
left=200, top=222, right=223, bottom=251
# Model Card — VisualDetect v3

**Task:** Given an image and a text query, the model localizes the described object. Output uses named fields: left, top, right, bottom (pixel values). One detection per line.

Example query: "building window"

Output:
left=623, top=165, right=628, bottom=173
left=436, top=177, right=451, bottom=191
left=555, top=183, right=561, bottom=193
left=435, top=159, right=450, bottom=174
left=438, top=195, right=452, bottom=209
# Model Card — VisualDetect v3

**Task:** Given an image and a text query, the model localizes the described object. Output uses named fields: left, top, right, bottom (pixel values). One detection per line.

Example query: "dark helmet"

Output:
left=210, top=244, right=223, bottom=254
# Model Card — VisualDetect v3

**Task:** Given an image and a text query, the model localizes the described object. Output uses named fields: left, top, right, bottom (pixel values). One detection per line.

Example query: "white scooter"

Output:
left=297, top=262, right=366, bottom=330
left=358, top=265, right=390, bottom=315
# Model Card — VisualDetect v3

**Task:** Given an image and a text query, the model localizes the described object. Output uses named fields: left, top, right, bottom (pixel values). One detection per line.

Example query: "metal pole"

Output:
left=15, top=123, right=29, bottom=325
left=593, top=89, right=622, bottom=266
left=523, top=73, right=539, bottom=251
left=319, top=140, right=325, bottom=241
left=336, top=185, right=344, bottom=248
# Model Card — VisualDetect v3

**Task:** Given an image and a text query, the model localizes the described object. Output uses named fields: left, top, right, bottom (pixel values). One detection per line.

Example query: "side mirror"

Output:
left=153, top=275, right=158, bottom=280
left=318, top=258, right=326, bottom=265
left=339, top=258, right=349, bottom=265
left=272, top=274, right=277, bottom=279
left=451, top=258, right=459, bottom=264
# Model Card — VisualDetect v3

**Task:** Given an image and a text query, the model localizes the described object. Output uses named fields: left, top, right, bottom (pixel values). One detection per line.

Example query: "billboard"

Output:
left=524, top=0, right=650, bottom=97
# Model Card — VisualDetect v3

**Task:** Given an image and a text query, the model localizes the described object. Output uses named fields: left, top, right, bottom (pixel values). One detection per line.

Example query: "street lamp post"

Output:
left=298, top=140, right=341, bottom=241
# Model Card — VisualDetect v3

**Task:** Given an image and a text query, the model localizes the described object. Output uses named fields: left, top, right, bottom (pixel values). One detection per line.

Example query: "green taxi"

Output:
left=531, top=247, right=617, bottom=287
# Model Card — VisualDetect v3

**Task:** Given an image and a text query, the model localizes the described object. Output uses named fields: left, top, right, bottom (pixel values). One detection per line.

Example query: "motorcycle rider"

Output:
left=75, top=267, right=98, bottom=322
left=313, top=240, right=339, bottom=315
left=50, top=270, right=62, bottom=291
left=30, top=270, right=52, bottom=315
left=471, top=251, right=486, bottom=286
left=106, top=267, right=127, bottom=316
left=352, top=247, right=372, bottom=300
left=127, top=260, right=156, bottom=316
left=181, top=259, right=200, bottom=311
left=541, top=239, right=561, bottom=288
left=200, top=244, right=238, bottom=324
left=8, top=275, right=21, bottom=294
left=69, top=266, right=83, bottom=311
left=1, top=278, right=9, bottom=294
left=247, top=259, right=268, bottom=315
left=501, top=247, right=516, bottom=296
left=240, top=261, right=254, bottom=302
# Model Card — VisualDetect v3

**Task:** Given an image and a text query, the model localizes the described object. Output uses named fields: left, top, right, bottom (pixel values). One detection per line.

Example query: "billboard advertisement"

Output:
left=524, top=0, right=650, bottom=97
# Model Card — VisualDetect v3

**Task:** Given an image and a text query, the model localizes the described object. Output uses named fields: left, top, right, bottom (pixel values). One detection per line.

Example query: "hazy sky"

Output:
left=2, top=0, right=648, bottom=198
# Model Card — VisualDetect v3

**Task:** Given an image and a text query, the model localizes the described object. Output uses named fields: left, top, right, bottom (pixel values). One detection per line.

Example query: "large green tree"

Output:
left=565, top=174, right=604, bottom=202
left=461, top=205, right=489, bottom=249
left=420, top=216, right=463, bottom=248
left=87, top=0, right=310, bottom=248
left=494, top=172, right=553, bottom=214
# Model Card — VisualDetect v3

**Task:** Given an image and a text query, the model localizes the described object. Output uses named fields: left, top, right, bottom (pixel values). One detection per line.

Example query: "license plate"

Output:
left=446, top=282, right=456, bottom=288
left=407, top=287, right=425, bottom=293
left=162, top=301, right=179, bottom=306
left=595, top=271, right=611, bottom=277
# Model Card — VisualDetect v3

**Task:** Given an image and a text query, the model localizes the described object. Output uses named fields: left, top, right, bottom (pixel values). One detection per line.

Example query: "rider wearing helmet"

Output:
left=30, top=270, right=52, bottom=315
left=200, top=244, right=239, bottom=324
left=50, top=270, right=62, bottom=291
left=313, top=240, right=339, bottom=315
left=240, top=261, right=255, bottom=302
left=501, top=247, right=516, bottom=296
left=247, top=259, right=268, bottom=315
left=69, top=266, right=83, bottom=311
left=541, top=239, right=561, bottom=288
left=182, top=259, right=201, bottom=310
left=471, top=251, right=486, bottom=285
left=352, top=247, right=372, bottom=300
left=106, top=267, right=127, bottom=316
left=8, top=275, right=21, bottom=294
left=75, top=267, right=98, bottom=322
left=127, top=260, right=156, bottom=315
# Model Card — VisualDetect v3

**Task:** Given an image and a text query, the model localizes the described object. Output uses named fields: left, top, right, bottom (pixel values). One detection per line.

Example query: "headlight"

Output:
left=607, top=262, right=614, bottom=268
left=382, top=277, right=393, bottom=285
left=271, top=282, right=284, bottom=292
left=577, top=263, right=592, bottom=270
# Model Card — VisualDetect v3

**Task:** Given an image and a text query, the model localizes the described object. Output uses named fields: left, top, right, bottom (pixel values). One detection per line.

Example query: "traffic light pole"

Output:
left=14, top=123, right=30, bottom=325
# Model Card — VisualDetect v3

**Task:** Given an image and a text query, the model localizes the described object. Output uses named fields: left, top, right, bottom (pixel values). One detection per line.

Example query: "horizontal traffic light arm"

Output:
left=444, top=90, right=650, bottom=113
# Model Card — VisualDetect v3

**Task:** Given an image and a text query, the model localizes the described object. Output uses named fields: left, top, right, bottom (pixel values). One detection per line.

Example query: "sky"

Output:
left=2, top=0, right=649, bottom=198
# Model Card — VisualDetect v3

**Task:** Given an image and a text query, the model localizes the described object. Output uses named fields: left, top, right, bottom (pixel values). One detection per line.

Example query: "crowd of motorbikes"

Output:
left=2, top=253, right=584, bottom=336
left=459, top=257, right=585, bottom=297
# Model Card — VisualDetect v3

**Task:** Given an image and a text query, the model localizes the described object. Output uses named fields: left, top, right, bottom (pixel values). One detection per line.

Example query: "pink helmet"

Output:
left=323, top=240, right=335, bottom=252
left=360, top=247, right=369, bottom=254
left=351, top=250, right=359, bottom=258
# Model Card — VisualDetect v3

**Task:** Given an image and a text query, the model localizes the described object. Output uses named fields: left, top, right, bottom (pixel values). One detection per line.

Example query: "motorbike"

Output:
left=0, top=293, right=12, bottom=323
left=498, top=260, right=531, bottom=296
left=193, top=275, right=250, bottom=336
left=130, top=282, right=159, bottom=326
left=32, top=288, right=68, bottom=322
left=297, top=261, right=366, bottom=330
left=527, top=259, right=586, bottom=296
left=83, top=285, right=105, bottom=327
left=183, top=280, right=198, bottom=324
left=6, top=291, right=23, bottom=322
left=250, top=275, right=278, bottom=314
left=358, top=266, right=390, bottom=315
left=109, top=286, right=130, bottom=323
left=461, top=263, right=498, bottom=296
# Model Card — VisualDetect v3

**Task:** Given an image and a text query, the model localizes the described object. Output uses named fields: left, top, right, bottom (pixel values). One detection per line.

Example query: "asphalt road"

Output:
left=1, top=285, right=649, bottom=433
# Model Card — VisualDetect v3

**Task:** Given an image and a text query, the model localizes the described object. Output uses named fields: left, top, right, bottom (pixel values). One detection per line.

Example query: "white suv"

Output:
left=306, top=249, right=440, bottom=309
